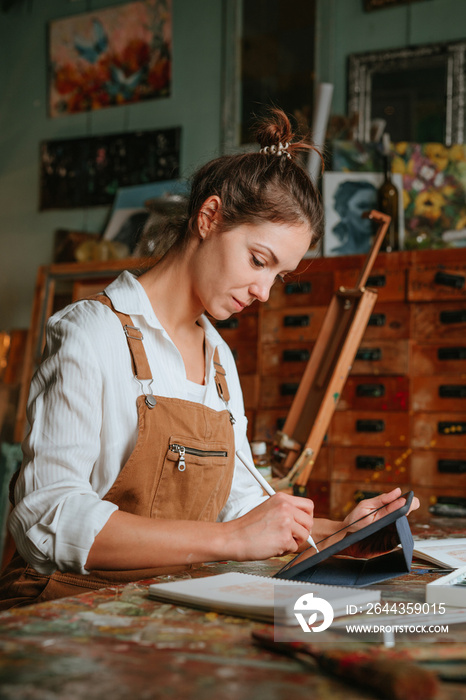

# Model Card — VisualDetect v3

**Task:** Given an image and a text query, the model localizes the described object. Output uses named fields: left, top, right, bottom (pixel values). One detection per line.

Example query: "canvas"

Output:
left=323, top=171, right=404, bottom=257
left=48, top=0, right=172, bottom=117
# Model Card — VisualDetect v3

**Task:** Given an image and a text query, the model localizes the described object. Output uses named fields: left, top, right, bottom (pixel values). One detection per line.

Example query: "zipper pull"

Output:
left=228, top=409, right=236, bottom=425
left=177, top=445, right=186, bottom=472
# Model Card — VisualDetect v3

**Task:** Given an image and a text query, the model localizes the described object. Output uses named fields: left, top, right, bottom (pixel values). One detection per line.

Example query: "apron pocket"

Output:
left=151, top=435, right=231, bottom=521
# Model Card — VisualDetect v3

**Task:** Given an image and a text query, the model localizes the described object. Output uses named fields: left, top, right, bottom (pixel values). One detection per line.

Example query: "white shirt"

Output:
left=9, top=271, right=265, bottom=575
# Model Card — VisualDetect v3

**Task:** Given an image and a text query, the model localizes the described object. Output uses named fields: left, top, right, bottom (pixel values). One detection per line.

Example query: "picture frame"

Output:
left=39, top=127, right=181, bottom=210
left=48, top=0, right=172, bottom=117
left=323, top=171, right=404, bottom=257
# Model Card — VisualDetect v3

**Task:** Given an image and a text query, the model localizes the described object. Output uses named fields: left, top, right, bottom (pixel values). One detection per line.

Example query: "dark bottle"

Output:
left=378, top=154, right=399, bottom=252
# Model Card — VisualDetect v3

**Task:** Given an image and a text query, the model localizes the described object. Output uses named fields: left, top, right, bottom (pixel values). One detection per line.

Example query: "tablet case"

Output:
left=274, top=492, right=414, bottom=587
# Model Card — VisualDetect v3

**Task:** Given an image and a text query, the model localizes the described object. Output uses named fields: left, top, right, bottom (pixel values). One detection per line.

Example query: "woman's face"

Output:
left=346, top=188, right=376, bottom=236
left=192, top=219, right=312, bottom=320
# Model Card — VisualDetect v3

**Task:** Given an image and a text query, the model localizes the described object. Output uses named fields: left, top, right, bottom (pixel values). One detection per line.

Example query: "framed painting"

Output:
left=39, top=127, right=181, bottom=210
left=48, top=0, right=172, bottom=117
left=323, top=171, right=404, bottom=256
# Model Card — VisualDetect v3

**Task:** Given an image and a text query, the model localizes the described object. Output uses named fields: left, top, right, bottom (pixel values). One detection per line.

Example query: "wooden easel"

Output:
left=272, top=210, right=391, bottom=490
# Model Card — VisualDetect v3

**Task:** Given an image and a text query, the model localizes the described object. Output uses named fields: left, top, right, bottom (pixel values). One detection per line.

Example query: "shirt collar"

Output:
left=105, top=271, right=225, bottom=349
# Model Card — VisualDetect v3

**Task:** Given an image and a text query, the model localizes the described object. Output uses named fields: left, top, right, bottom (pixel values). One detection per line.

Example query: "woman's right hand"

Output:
left=224, top=492, right=314, bottom=561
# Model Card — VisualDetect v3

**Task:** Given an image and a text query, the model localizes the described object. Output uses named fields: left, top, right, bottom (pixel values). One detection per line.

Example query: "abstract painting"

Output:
left=48, top=0, right=172, bottom=117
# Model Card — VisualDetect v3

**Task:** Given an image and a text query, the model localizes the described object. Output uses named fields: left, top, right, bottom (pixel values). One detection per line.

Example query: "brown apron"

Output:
left=0, top=294, right=236, bottom=609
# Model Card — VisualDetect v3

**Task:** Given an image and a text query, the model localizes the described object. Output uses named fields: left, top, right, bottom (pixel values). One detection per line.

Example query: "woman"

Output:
left=0, top=109, right=418, bottom=608
left=331, top=180, right=378, bottom=255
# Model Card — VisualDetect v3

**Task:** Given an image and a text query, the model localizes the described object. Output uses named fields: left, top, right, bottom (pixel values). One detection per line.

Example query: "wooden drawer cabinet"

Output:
left=411, top=449, right=466, bottom=487
left=412, top=302, right=466, bottom=340
left=330, top=480, right=411, bottom=519
left=334, top=267, right=406, bottom=302
left=411, top=342, right=466, bottom=375
left=411, top=411, right=466, bottom=450
left=331, top=446, right=411, bottom=484
left=261, top=342, right=314, bottom=376
left=350, top=339, right=410, bottom=376
left=328, top=411, right=410, bottom=448
left=261, top=306, right=327, bottom=343
left=408, top=263, right=466, bottom=302
left=266, top=269, right=334, bottom=308
left=362, top=302, right=411, bottom=340
left=337, top=376, right=410, bottom=412
left=411, top=375, right=466, bottom=412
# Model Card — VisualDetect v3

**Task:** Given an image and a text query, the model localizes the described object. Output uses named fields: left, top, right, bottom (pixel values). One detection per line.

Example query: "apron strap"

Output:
left=88, top=293, right=153, bottom=381
left=213, top=347, right=230, bottom=403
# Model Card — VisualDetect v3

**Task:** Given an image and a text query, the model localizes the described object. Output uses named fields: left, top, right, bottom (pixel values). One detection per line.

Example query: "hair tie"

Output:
left=260, top=141, right=291, bottom=159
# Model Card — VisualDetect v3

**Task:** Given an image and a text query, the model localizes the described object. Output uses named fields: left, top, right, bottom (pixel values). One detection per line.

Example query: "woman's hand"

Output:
left=339, top=488, right=420, bottom=558
left=224, top=492, right=314, bottom=562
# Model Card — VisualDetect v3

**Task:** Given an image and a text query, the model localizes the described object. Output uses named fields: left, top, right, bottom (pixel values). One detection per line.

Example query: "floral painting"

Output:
left=391, top=143, right=466, bottom=249
left=49, top=0, right=172, bottom=117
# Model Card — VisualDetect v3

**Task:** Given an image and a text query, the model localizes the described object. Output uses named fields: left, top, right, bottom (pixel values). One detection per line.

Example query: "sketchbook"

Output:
left=426, top=565, right=466, bottom=607
left=148, top=571, right=380, bottom=624
left=412, top=538, right=466, bottom=569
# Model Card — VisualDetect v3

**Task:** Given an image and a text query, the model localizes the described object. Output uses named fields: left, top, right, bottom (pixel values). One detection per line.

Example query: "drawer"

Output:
left=411, top=375, right=466, bottom=412
left=214, top=311, right=258, bottom=343
left=239, top=374, right=259, bottom=410
left=254, top=409, right=288, bottom=442
left=328, top=410, right=410, bottom=447
left=266, top=269, right=334, bottom=308
left=351, top=339, right=410, bottom=376
left=412, top=302, right=466, bottom=340
left=261, top=306, right=327, bottom=343
left=411, top=341, right=466, bottom=375
left=411, top=412, right=466, bottom=450
left=261, top=342, right=314, bottom=376
left=408, top=263, right=466, bottom=302
left=411, top=449, right=466, bottom=487
left=259, top=374, right=302, bottom=409
left=411, top=486, right=466, bottom=520
left=337, top=376, right=409, bottom=411
left=331, top=446, right=410, bottom=483
left=230, top=342, right=257, bottom=375
left=329, top=480, right=411, bottom=520
left=362, top=302, right=410, bottom=340
left=334, top=267, right=406, bottom=302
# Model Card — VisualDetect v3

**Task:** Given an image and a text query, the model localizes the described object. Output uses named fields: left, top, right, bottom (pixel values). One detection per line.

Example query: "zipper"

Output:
left=170, top=443, right=228, bottom=472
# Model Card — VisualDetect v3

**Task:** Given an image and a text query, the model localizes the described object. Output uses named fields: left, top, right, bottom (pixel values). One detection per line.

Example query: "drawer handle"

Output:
left=438, top=346, right=466, bottom=360
left=356, top=455, right=385, bottom=471
left=368, top=313, right=386, bottom=327
left=356, top=383, right=385, bottom=398
left=276, top=417, right=286, bottom=431
left=284, top=314, right=310, bottom=327
left=356, top=419, right=385, bottom=432
left=356, top=347, right=382, bottom=361
left=367, top=274, right=386, bottom=288
left=434, top=271, right=465, bottom=289
left=440, top=310, right=466, bottom=324
left=216, top=318, right=239, bottom=329
left=280, top=382, right=299, bottom=396
left=438, top=459, right=466, bottom=474
left=438, top=384, right=466, bottom=399
left=283, top=349, right=310, bottom=362
left=438, top=421, right=466, bottom=435
left=285, top=281, right=311, bottom=295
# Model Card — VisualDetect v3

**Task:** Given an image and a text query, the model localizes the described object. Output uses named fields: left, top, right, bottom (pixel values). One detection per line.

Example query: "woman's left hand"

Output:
left=338, top=488, right=420, bottom=558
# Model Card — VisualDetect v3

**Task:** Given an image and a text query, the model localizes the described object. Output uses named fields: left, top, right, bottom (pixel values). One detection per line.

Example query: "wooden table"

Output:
left=1, top=519, right=466, bottom=700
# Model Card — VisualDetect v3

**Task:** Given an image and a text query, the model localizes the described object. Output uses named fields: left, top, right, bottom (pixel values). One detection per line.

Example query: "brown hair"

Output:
left=146, top=108, right=324, bottom=257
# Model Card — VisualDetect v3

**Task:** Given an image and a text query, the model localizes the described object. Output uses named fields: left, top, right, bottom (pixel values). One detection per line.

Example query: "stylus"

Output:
left=236, top=449, right=319, bottom=552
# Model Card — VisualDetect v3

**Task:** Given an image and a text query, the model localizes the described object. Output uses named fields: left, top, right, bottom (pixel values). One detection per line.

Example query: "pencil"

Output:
left=236, top=449, right=319, bottom=552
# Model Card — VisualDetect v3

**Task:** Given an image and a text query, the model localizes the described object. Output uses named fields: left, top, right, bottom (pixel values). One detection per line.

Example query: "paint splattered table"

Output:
left=0, top=518, right=465, bottom=700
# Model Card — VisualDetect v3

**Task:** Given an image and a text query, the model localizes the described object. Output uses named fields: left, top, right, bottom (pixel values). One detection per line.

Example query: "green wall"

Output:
left=1, top=0, right=465, bottom=330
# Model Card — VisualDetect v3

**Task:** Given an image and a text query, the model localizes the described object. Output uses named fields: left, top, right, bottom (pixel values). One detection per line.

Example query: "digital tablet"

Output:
left=274, top=491, right=414, bottom=587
